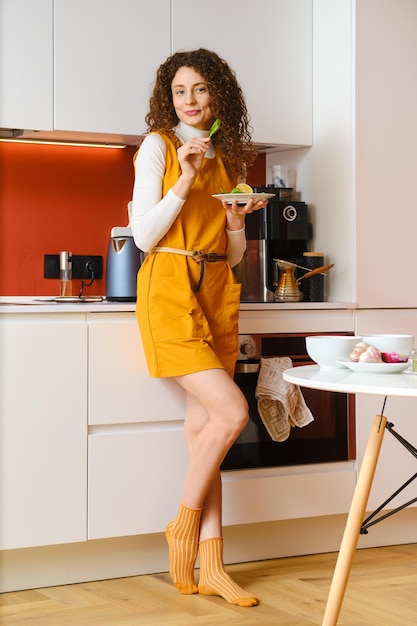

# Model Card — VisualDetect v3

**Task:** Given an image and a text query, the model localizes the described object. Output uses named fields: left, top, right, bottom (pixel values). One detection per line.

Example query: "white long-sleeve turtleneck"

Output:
left=130, top=122, right=246, bottom=267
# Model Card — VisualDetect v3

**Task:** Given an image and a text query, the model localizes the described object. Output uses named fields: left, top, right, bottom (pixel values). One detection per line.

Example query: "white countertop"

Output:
left=284, top=364, right=417, bottom=397
left=0, top=296, right=356, bottom=314
left=0, top=296, right=135, bottom=314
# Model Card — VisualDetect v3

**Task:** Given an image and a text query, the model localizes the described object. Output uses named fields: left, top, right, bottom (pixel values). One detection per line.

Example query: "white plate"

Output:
left=212, top=193, right=275, bottom=204
left=337, top=359, right=410, bottom=374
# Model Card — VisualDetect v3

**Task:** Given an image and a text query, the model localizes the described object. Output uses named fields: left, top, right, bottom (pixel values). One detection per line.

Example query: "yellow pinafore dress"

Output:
left=136, top=132, right=241, bottom=378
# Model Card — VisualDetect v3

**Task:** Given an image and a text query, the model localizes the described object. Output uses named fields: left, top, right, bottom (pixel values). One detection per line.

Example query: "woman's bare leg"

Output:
left=167, top=368, right=258, bottom=605
left=175, top=368, right=249, bottom=508
left=182, top=389, right=223, bottom=541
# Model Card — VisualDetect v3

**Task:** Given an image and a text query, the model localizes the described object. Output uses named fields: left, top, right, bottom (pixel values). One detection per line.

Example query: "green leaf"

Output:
left=209, top=119, right=221, bottom=138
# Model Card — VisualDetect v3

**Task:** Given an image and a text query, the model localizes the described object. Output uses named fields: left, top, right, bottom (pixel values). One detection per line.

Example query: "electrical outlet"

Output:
left=44, top=255, right=103, bottom=279
left=72, top=255, right=103, bottom=279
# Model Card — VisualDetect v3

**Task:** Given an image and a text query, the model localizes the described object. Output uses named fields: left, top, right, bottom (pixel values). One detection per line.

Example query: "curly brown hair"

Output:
left=145, top=48, right=257, bottom=179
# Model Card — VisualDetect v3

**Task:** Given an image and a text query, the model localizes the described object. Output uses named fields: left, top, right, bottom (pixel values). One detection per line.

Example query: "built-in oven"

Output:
left=221, top=333, right=356, bottom=471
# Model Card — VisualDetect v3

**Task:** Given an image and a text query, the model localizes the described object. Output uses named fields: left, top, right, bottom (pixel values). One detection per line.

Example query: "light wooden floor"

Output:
left=1, top=544, right=416, bottom=626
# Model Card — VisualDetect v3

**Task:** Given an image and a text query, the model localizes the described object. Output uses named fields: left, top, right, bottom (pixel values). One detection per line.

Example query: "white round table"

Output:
left=283, top=364, right=417, bottom=626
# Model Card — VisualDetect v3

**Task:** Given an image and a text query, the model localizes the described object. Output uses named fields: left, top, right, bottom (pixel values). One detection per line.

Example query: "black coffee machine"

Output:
left=234, top=186, right=312, bottom=301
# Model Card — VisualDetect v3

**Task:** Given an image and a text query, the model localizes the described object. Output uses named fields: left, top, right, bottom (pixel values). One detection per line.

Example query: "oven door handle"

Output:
left=235, top=362, right=260, bottom=374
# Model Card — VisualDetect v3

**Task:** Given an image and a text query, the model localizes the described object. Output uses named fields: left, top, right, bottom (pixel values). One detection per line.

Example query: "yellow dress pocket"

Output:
left=149, top=276, right=206, bottom=344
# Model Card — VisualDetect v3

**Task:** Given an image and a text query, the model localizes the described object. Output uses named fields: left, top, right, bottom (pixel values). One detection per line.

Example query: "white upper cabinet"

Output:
left=0, top=0, right=53, bottom=130
left=172, top=0, right=312, bottom=147
left=54, top=0, right=171, bottom=136
left=1, top=0, right=312, bottom=146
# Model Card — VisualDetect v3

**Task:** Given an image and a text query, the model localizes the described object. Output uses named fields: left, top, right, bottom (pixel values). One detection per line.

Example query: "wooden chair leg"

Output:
left=322, top=414, right=387, bottom=626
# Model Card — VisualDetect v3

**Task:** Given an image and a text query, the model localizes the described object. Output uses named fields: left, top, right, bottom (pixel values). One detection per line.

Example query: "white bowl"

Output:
left=362, top=334, right=413, bottom=360
left=306, top=335, right=363, bottom=369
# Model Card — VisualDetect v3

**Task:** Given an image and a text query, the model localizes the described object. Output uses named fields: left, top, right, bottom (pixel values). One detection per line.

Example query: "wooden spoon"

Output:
left=298, top=263, right=334, bottom=282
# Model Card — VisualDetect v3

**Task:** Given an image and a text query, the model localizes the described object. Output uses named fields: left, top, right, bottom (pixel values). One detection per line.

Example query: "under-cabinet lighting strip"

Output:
left=0, top=138, right=127, bottom=148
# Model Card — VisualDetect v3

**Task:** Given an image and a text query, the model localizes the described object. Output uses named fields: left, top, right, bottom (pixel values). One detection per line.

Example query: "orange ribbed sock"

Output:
left=198, top=538, right=259, bottom=607
left=165, top=503, right=203, bottom=595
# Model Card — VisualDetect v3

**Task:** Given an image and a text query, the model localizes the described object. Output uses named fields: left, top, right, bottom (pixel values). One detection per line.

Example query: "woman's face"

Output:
left=171, top=66, right=213, bottom=130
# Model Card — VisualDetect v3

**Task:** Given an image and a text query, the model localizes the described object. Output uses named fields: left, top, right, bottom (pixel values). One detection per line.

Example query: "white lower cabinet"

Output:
left=88, top=427, right=187, bottom=539
left=0, top=314, right=87, bottom=550
left=87, top=313, right=185, bottom=425
left=87, top=313, right=188, bottom=539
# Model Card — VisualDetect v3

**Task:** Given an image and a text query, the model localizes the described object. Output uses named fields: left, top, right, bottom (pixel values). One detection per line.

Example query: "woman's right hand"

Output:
left=178, top=137, right=210, bottom=177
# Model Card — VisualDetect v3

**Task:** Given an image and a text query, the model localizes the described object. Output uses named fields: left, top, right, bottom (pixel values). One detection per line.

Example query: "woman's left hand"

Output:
left=223, top=197, right=269, bottom=230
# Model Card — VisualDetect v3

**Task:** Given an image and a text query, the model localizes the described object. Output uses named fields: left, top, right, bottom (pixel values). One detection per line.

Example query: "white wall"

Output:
left=355, top=0, right=417, bottom=307
left=266, top=0, right=355, bottom=303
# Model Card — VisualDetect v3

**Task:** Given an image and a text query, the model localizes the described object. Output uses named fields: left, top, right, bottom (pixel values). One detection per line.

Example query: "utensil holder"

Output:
left=302, top=252, right=324, bottom=302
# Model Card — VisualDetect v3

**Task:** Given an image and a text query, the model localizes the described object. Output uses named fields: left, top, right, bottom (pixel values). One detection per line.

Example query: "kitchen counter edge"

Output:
left=0, top=297, right=357, bottom=314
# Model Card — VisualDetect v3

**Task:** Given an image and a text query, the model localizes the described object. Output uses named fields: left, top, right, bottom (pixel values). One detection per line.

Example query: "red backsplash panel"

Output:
left=0, top=142, right=138, bottom=295
left=0, top=143, right=265, bottom=296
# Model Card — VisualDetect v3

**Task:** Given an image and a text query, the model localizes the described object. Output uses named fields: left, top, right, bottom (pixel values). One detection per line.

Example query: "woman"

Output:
left=131, top=48, right=268, bottom=607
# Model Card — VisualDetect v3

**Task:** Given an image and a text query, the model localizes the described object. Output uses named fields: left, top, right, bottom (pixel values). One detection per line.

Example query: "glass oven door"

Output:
left=221, top=333, right=356, bottom=471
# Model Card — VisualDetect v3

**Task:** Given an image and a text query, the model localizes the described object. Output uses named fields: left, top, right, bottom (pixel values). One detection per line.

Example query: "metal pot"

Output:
left=273, top=259, right=334, bottom=302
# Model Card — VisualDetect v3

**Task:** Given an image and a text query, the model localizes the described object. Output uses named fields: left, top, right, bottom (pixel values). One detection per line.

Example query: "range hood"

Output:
left=0, top=128, right=140, bottom=148
left=0, top=128, right=29, bottom=139
left=0, top=127, right=303, bottom=152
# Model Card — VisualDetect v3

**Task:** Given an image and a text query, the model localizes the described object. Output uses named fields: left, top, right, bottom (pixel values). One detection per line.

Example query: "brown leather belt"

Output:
left=151, top=247, right=228, bottom=292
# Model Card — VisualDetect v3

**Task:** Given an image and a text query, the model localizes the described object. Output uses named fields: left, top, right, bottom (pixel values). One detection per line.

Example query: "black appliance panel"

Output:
left=249, top=186, right=313, bottom=243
